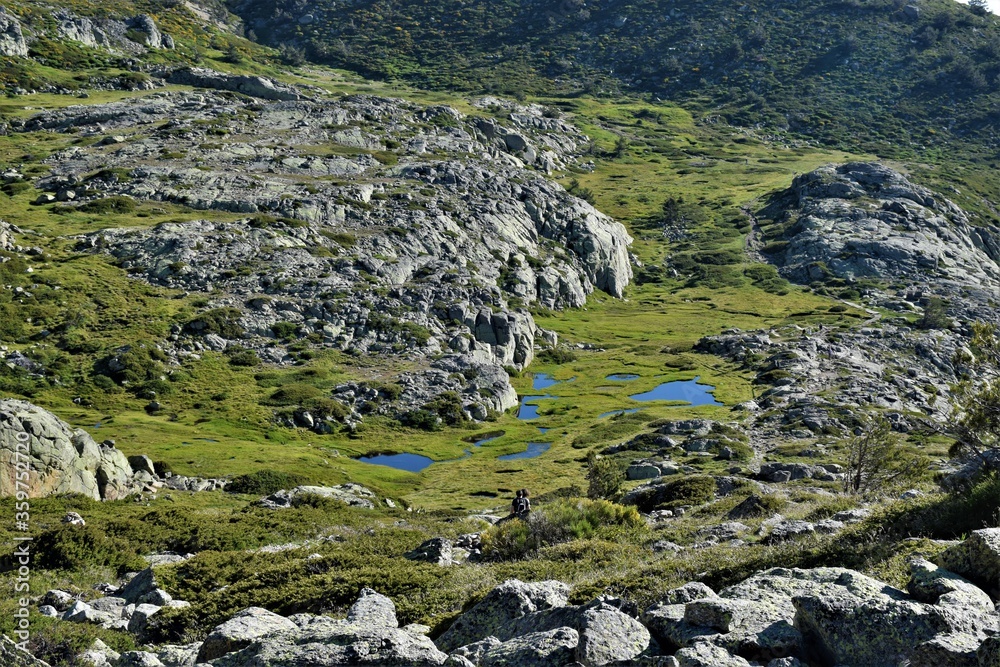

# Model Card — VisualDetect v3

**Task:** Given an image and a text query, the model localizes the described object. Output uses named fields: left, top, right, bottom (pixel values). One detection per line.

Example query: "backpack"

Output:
left=514, top=497, right=528, bottom=514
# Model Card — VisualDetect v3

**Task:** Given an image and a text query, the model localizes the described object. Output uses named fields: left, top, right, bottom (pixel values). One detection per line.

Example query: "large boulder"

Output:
left=0, top=399, right=135, bottom=500
left=196, top=607, right=298, bottom=662
left=165, top=68, right=303, bottom=101
left=436, top=580, right=570, bottom=652
left=935, top=528, right=1000, bottom=599
left=479, top=627, right=579, bottom=667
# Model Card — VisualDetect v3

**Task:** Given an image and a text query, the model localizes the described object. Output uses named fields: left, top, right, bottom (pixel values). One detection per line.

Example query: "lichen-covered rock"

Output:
left=0, top=8, right=28, bottom=57
left=155, top=643, right=201, bottom=667
left=435, top=580, right=570, bottom=652
left=211, top=615, right=448, bottom=666
left=196, top=607, right=298, bottom=662
left=675, top=641, right=752, bottom=667
left=346, top=588, right=397, bottom=629
left=117, top=652, right=164, bottom=667
left=1, top=634, right=51, bottom=666
left=575, top=603, right=650, bottom=666
left=450, top=637, right=502, bottom=664
left=0, top=399, right=135, bottom=500
left=936, top=528, right=1000, bottom=599
left=644, top=565, right=997, bottom=665
left=479, top=627, right=579, bottom=667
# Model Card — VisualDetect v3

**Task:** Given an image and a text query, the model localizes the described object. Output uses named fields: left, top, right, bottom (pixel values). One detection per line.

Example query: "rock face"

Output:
left=18, top=83, right=632, bottom=426
left=0, top=8, right=28, bottom=57
left=760, top=162, right=1000, bottom=289
left=0, top=399, right=134, bottom=500
left=53, top=10, right=172, bottom=53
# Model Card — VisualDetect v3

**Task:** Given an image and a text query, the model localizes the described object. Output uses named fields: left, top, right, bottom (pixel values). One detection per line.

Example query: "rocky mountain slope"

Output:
left=228, top=0, right=1000, bottom=156
left=12, top=72, right=631, bottom=426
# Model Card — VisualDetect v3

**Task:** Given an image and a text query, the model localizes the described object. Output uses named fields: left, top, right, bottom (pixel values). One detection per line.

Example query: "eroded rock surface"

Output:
left=17, top=81, right=632, bottom=425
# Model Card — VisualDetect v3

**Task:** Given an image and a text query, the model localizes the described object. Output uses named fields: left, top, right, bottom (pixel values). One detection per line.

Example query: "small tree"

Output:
left=844, top=416, right=923, bottom=495
left=970, top=0, right=989, bottom=16
left=586, top=452, right=624, bottom=501
left=916, top=296, right=951, bottom=330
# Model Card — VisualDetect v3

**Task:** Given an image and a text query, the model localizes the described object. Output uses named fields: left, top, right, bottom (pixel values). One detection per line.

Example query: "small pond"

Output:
left=517, top=395, right=553, bottom=420
left=497, top=442, right=551, bottom=461
left=356, top=452, right=434, bottom=472
left=464, top=431, right=505, bottom=446
left=629, top=376, right=721, bottom=406
left=606, top=373, right=641, bottom=381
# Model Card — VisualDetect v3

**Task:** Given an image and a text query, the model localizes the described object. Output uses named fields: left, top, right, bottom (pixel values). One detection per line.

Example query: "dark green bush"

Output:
left=227, top=470, right=307, bottom=495
left=33, top=525, right=145, bottom=572
left=481, top=499, right=644, bottom=560
left=225, top=346, right=259, bottom=367
left=184, top=308, right=245, bottom=338
left=538, top=348, right=578, bottom=364
left=78, top=196, right=137, bottom=214
left=271, top=321, right=299, bottom=339
left=626, top=475, right=716, bottom=512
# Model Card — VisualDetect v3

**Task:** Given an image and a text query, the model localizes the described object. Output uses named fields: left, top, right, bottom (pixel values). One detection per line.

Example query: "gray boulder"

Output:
left=117, top=653, right=164, bottom=667
left=935, top=528, right=1000, bottom=599
left=166, top=68, right=303, bottom=102
left=196, top=607, right=298, bottom=662
left=346, top=588, right=397, bottom=628
left=436, top=579, right=570, bottom=652
left=675, top=642, right=752, bottom=667
left=0, top=399, right=135, bottom=500
left=156, top=643, right=201, bottom=667
left=405, top=538, right=456, bottom=566
left=479, top=627, right=578, bottom=667
left=575, top=603, right=650, bottom=666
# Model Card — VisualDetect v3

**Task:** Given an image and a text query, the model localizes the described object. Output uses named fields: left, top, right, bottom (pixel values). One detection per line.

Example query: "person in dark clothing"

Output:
left=512, top=488, right=531, bottom=517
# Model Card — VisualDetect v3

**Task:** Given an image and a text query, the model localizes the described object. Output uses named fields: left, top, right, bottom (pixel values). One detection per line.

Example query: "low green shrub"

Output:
left=227, top=470, right=307, bottom=495
left=626, top=475, right=716, bottom=512
left=481, top=499, right=644, bottom=560
left=33, top=525, right=146, bottom=572
left=78, top=196, right=137, bottom=214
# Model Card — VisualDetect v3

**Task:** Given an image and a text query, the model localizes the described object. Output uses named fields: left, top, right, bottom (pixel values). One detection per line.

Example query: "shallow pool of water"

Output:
left=629, top=377, right=721, bottom=405
left=497, top=442, right=551, bottom=461
left=606, top=373, right=641, bottom=381
left=532, top=373, right=560, bottom=390
left=356, top=452, right=434, bottom=472
left=464, top=431, right=505, bottom=446
left=517, top=395, right=553, bottom=420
